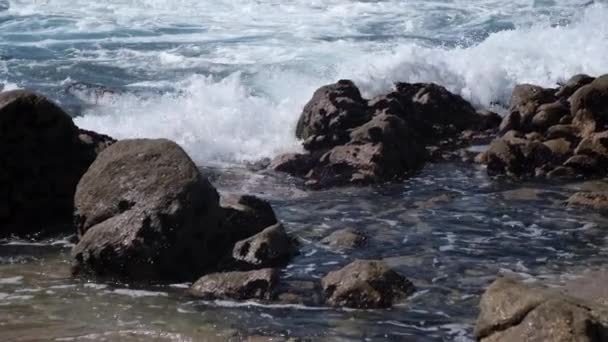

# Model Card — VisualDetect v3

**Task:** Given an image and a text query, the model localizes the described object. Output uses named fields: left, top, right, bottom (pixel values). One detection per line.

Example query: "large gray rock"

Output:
left=475, top=277, right=608, bottom=342
left=321, top=259, right=415, bottom=308
left=320, top=228, right=367, bottom=251
left=0, top=90, right=114, bottom=237
left=72, top=139, right=222, bottom=281
left=189, top=268, right=279, bottom=301
left=566, top=192, right=608, bottom=211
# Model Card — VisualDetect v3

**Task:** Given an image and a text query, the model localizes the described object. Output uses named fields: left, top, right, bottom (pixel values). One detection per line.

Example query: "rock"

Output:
left=394, top=82, right=479, bottom=132
left=499, top=111, right=521, bottom=134
left=475, top=110, right=502, bottom=131
left=231, top=224, right=298, bottom=270
left=268, top=153, right=316, bottom=178
left=531, top=101, right=569, bottom=131
left=564, top=269, right=608, bottom=306
left=475, top=277, right=608, bottom=342
left=571, top=75, right=608, bottom=135
left=546, top=166, right=576, bottom=179
left=214, top=194, right=278, bottom=258
left=566, top=192, right=608, bottom=211
left=542, top=138, right=572, bottom=159
left=574, top=131, right=608, bottom=163
left=275, top=280, right=324, bottom=306
left=189, top=268, right=279, bottom=301
left=524, top=132, right=543, bottom=141
left=320, top=228, right=367, bottom=250
left=556, top=74, right=595, bottom=99
left=546, top=124, right=581, bottom=142
left=484, top=137, right=552, bottom=176
left=564, top=154, right=600, bottom=174
left=295, top=80, right=369, bottom=143
left=0, top=90, right=114, bottom=237
left=509, top=84, right=555, bottom=118
left=321, top=259, right=415, bottom=308
left=72, top=139, right=222, bottom=281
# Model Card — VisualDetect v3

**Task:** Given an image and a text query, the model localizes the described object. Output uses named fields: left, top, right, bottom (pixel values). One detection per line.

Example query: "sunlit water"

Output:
left=2, top=0, right=608, bottom=340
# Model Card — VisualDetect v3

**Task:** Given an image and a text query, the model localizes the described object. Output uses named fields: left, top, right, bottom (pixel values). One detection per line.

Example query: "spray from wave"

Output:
left=6, top=1, right=602, bottom=165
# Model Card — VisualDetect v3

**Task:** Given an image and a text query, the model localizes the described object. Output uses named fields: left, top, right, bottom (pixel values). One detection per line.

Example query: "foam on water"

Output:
left=2, top=0, right=607, bottom=164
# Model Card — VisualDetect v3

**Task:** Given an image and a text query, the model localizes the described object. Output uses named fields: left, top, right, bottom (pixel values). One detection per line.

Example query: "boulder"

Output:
left=574, top=131, right=608, bottom=163
left=189, top=268, right=279, bottom=301
left=475, top=277, right=608, bottom=342
left=72, top=139, right=222, bottom=281
left=219, top=194, right=277, bottom=242
left=531, top=101, right=569, bottom=131
left=509, top=84, right=555, bottom=118
left=321, top=259, right=415, bottom=308
left=231, top=223, right=298, bottom=270
left=0, top=90, right=114, bottom=237
left=483, top=136, right=552, bottom=176
left=393, top=82, right=480, bottom=132
left=268, top=153, right=316, bottom=178
left=542, top=138, right=572, bottom=159
left=546, top=124, right=581, bottom=142
left=571, top=75, right=608, bottom=135
left=556, top=74, right=595, bottom=99
left=320, top=228, right=367, bottom=250
left=475, top=110, right=502, bottom=131
left=566, top=192, right=608, bottom=211
left=295, top=80, right=369, bottom=143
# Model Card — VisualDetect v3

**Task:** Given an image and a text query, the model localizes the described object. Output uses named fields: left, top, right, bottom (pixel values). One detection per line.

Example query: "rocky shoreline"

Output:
left=2, top=73, right=608, bottom=339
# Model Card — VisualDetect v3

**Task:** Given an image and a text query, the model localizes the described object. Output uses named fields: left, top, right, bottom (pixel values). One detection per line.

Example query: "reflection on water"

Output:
left=1, top=162, right=607, bottom=341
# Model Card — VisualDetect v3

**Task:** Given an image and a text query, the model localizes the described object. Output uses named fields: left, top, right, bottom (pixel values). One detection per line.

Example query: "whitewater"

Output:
left=1, top=0, right=607, bottom=164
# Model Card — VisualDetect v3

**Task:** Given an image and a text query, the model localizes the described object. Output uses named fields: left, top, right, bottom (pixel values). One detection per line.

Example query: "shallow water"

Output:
left=2, top=0, right=608, bottom=340
left=2, top=162, right=608, bottom=341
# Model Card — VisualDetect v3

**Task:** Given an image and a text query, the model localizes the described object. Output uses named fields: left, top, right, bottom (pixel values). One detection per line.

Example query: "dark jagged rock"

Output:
left=475, top=277, right=608, bottom=342
left=219, top=194, right=277, bottom=243
left=321, top=259, right=415, bottom=308
left=295, top=80, right=369, bottom=143
left=0, top=90, right=115, bottom=237
left=231, top=223, right=298, bottom=270
left=320, top=228, right=367, bottom=250
left=189, top=268, right=279, bottom=301
left=479, top=74, right=608, bottom=181
left=272, top=80, right=488, bottom=188
left=72, top=139, right=222, bottom=281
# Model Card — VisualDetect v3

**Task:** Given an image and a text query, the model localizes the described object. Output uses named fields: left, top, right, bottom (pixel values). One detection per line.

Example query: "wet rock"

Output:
left=475, top=277, right=608, bottom=342
left=414, top=193, right=456, bottom=208
left=564, top=154, right=600, bottom=174
left=0, top=90, right=114, bottom=237
left=232, top=224, right=298, bottom=270
left=189, top=268, right=279, bottom=301
left=571, top=74, right=608, bottom=135
left=509, top=84, right=556, bottom=118
left=320, top=228, right=367, bottom=250
left=295, top=80, right=369, bottom=143
left=574, top=130, right=608, bottom=162
left=499, top=111, right=521, bottom=134
left=546, top=124, right=581, bottom=142
left=531, top=101, right=569, bottom=131
left=72, top=139, right=222, bottom=281
left=220, top=194, right=277, bottom=241
left=268, top=153, right=316, bottom=178
left=546, top=166, right=576, bottom=179
left=475, top=110, right=502, bottom=131
left=564, top=269, right=608, bottom=306
left=566, top=192, right=608, bottom=211
left=556, top=74, right=595, bottom=99
left=321, top=259, right=415, bottom=308
left=394, top=82, right=480, bottom=132
left=483, top=136, right=552, bottom=176
left=543, top=138, right=572, bottom=159
left=275, top=280, right=324, bottom=306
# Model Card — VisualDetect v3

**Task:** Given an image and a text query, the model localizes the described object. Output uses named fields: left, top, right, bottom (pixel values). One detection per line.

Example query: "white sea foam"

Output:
left=3, top=0, right=607, bottom=164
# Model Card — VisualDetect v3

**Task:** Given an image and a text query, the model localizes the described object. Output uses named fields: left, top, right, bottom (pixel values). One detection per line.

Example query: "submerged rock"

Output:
left=320, top=228, right=367, bottom=250
left=475, top=277, right=608, bottom=342
left=0, top=90, right=115, bottom=237
left=566, top=192, right=608, bottom=211
left=189, top=268, right=279, bottom=301
left=72, top=139, right=222, bottom=281
left=321, top=259, right=415, bottom=308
